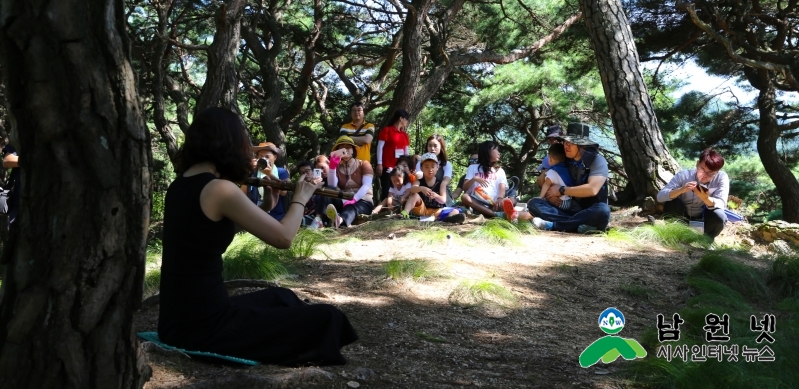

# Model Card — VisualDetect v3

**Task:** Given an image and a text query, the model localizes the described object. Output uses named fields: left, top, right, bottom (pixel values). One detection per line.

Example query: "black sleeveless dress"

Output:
left=158, top=173, right=358, bottom=365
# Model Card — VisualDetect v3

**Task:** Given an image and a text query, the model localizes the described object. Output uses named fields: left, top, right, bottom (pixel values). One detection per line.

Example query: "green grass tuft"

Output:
left=285, top=228, right=326, bottom=261
left=606, top=221, right=712, bottom=249
left=384, top=259, right=440, bottom=281
left=222, top=233, right=289, bottom=280
left=143, top=269, right=161, bottom=298
left=449, top=279, right=517, bottom=307
left=416, top=332, right=449, bottom=343
left=619, top=284, right=656, bottom=300
left=405, top=227, right=461, bottom=246
left=690, top=251, right=769, bottom=300
left=467, top=219, right=523, bottom=246
left=768, top=254, right=799, bottom=299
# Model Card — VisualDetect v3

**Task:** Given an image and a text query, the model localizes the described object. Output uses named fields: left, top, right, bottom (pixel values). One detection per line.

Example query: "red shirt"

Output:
left=377, top=125, right=409, bottom=167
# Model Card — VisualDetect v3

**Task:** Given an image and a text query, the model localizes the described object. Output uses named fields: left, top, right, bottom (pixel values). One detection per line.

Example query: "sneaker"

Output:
left=502, top=198, right=518, bottom=223
left=326, top=204, right=341, bottom=229
left=577, top=224, right=598, bottom=234
left=442, top=213, right=466, bottom=224
left=400, top=210, right=411, bottom=219
left=308, top=217, right=324, bottom=230
left=532, top=217, right=552, bottom=231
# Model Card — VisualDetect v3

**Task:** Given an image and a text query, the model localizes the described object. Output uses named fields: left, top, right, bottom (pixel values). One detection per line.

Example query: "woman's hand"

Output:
left=294, top=173, right=323, bottom=203
left=331, top=148, right=349, bottom=159
left=473, top=176, right=489, bottom=187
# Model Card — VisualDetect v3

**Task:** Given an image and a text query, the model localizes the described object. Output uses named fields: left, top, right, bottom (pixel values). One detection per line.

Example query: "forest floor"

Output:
left=133, top=209, right=769, bottom=389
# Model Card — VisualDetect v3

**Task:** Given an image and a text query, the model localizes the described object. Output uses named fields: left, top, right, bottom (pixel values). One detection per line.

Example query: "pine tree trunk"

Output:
left=195, top=0, right=246, bottom=114
left=578, top=0, right=680, bottom=199
left=754, top=74, right=799, bottom=222
left=0, top=1, right=152, bottom=388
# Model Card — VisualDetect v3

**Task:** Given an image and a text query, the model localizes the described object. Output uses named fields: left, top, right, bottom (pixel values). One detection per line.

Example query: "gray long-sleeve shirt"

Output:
left=656, top=168, right=729, bottom=218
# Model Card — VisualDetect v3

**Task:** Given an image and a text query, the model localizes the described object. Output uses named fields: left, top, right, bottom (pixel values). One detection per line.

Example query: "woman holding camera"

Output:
left=159, top=107, right=358, bottom=366
left=656, top=148, right=729, bottom=239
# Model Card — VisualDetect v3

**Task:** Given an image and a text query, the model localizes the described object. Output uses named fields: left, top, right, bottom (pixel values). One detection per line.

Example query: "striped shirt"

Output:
left=339, top=121, right=375, bottom=162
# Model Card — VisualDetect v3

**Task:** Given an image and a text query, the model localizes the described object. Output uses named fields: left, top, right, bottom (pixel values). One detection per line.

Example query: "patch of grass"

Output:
left=405, top=227, right=461, bottom=246
left=416, top=332, right=449, bottom=343
left=467, top=219, right=523, bottom=246
left=625, top=251, right=799, bottom=388
left=222, top=233, right=289, bottom=281
left=605, top=221, right=712, bottom=249
left=619, top=284, right=656, bottom=300
left=449, top=279, right=517, bottom=307
left=690, top=251, right=769, bottom=300
left=146, top=238, right=162, bottom=265
left=285, top=228, right=326, bottom=261
left=384, top=259, right=440, bottom=281
left=143, top=269, right=161, bottom=298
left=768, top=254, right=799, bottom=299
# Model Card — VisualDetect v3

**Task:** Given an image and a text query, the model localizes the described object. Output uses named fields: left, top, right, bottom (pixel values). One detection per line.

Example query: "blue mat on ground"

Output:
left=137, top=332, right=260, bottom=366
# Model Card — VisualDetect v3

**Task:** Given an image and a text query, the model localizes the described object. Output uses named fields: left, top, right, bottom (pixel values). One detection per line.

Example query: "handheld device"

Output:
left=313, top=168, right=322, bottom=178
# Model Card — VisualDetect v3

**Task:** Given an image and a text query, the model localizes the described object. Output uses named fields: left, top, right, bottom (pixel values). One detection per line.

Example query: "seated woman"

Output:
left=325, top=136, right=375, bottom=228
left=158, top=107, right=358, bottom=366
left=656, top=148, right=729, bottom=239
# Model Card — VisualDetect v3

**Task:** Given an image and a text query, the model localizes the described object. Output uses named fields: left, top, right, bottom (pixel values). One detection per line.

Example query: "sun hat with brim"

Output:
left=419, top=152, right=439, bottom=164
left=546, top=125, right=563, bottom=138
left=332, top=135, right=359, bottom=151
left=556, top=135, right=598, bottom=147
left=251, top=142, right=282, bottom=156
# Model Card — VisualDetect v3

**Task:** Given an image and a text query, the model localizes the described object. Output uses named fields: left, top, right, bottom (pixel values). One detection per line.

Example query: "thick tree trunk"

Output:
left=754, top=74, right=799, bottom=222
left=578, top=0, right=679, bottom=199
left=194, top=0, right=246, bottom=114
left=0, top=1, right=152, bottom=388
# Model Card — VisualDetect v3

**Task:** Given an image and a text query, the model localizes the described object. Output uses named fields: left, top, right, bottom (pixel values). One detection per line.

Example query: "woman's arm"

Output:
left=202, top=177, right=320, bottom=249
left=351, top=175, right=373, bottom=201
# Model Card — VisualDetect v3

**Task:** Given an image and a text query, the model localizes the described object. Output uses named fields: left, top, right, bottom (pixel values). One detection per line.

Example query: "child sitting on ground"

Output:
left=402, top=153, right=465, bottom=223
left=539, top=143, right=581, bottom=212
left=373, top=167, right=411, bottom=214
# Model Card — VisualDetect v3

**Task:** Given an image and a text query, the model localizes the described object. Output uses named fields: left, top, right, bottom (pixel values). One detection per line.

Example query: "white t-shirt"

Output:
left=546, top=169, right=571, bottom=201
left=389, top=182, right=412, bottom=198
left=464, top=164, right=508, bottom=201
left=415, top=159, right=452, bottom=178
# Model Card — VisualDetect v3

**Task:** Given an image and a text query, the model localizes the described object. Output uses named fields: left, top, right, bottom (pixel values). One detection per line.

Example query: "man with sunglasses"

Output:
left=529, top=132, right=611, bottom=233
left=656, top=148, right=729, bottom=239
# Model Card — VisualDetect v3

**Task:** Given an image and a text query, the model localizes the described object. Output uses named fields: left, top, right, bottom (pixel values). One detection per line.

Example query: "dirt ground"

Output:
left=134, top=212, right=764, bottom=389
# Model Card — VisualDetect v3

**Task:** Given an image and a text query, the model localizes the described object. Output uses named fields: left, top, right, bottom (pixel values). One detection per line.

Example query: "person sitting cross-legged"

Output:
left=528, top=134, right=611, bottom=233
left=402, top=153, right=465, bottom=223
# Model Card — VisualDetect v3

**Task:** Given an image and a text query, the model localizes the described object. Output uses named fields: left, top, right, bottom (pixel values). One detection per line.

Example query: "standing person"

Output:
left=460, top=141, right=511, bottom=219
left=325, top=136, right=375, bottom=228
left=414, top=134, right=453, bottom=206
left=2, top=143, right=20, bottom=225
left=376, top=109, right=410, bottom=201
left=339, top=102, right=375, bottom=162
left=528, top=133, right=611, bottom=233
left=656, top=148, right=729, bottom=240
left=159, top=107, right=358, bottom=366
left=536, top=125, right=564, bottom=188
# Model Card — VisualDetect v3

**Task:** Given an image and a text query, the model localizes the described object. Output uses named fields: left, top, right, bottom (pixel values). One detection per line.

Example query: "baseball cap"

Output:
left=420, top=152, right=439, bottom=164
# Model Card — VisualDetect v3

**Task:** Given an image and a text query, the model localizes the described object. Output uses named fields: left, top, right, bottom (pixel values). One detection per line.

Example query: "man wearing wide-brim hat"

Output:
left=527, top=126, right=610, bottom=234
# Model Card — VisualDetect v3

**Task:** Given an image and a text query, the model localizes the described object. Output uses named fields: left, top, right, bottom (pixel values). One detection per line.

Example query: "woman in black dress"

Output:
left=158, top=107, right=358, bottom=366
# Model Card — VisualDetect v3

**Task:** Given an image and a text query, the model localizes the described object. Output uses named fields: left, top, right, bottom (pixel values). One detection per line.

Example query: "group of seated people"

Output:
left=246, top=108, right=731, bottom=241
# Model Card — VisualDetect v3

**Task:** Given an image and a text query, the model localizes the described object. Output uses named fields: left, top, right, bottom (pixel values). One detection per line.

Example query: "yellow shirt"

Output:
left=339, top=121, right=375, bottom=162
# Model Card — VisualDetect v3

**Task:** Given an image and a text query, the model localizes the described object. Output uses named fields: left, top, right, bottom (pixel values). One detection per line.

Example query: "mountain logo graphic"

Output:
left=579, top=307, right=647, bottom=368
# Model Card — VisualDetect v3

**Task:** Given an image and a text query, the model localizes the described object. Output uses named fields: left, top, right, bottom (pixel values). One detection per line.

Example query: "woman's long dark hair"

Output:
left=477, top=141, right=498, bottom=175
left=426, top=134, right=448, bottom=167
left=387, top=109, right=409, bottom=127
left=176, top=107, right=252, bottom=182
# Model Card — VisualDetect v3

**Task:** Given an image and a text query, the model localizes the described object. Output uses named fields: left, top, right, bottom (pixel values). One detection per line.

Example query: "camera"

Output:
left=256, top=157, right=272, bottom=170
